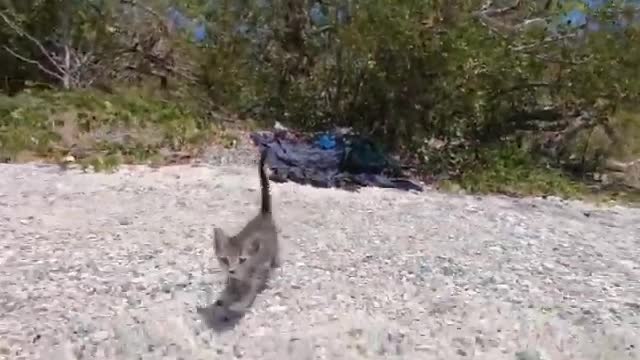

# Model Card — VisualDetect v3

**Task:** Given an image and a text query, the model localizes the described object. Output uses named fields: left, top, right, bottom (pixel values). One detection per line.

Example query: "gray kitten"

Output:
left=213, top=148, right=279, bottom=310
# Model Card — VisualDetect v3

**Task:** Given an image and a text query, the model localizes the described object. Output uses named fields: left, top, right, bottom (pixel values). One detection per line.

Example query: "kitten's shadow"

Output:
left=198, top=269, right=275, bottom=332
left=196, top=279, right=262, bottom=332
left=196, top=302, right=245, bottom=332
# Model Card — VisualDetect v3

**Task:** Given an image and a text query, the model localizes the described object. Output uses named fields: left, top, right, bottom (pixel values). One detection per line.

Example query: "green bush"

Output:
left=2, top=0, right=640, bottom=198
left=198, top=0, right=640, bottom=195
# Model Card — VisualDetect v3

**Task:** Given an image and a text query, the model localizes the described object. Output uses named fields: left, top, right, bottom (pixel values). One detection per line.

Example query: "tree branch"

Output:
left=490, top=82, right=550, bottom=101
left=119, top=0, right=167, bottom=28
left=1, top=45, right=64, bottom=82
left=534, top=53, right=590, bottom=65
left=474, top=0, right=522, bottom=35
left=478, top=0, right=521, bottom=17
left=0, top=10, right=67, bottom=76
left=511, top=33, right=577, bottom=52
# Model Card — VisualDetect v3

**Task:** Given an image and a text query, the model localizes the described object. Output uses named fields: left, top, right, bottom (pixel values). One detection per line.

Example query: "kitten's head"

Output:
left=213, top=228, right=257, bottom=279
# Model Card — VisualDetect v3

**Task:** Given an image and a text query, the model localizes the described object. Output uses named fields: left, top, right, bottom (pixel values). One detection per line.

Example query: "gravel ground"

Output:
left=0, top=159, right=639, bottom=360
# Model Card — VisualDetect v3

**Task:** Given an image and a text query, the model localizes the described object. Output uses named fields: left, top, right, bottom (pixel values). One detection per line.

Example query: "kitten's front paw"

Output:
left=270, top=256, right=281, bottom=268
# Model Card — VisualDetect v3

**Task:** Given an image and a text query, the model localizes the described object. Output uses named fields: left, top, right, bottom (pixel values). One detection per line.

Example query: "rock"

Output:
left=161, top=283, right=172, bottom=293
left=515, top=349, right=543, bottom=360
left=541, top=262, right=554, bottom=271
left=92, top=330, right=110, bottom=342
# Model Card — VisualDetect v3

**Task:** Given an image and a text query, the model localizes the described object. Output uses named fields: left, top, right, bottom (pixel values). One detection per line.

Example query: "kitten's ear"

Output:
left=213, top=228, right=228, bottom=253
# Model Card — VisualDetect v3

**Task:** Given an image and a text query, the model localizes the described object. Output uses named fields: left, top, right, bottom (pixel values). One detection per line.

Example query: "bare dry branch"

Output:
left=0, top=10, right=67, bottom=76
left=1, top=45, right=64, bottom=82
left=0, top=10, right=103, bottom=88
left=534, top=53, right=591, bottom=65
left=511, top=33, right=578, bottom=52
left=472, top=0, right=586, bottom=63
left=119, top=0, right=167, bottom=28
left=478, top=0, right=521, bottom=17
left=490, top=81, right=551, bottom=101
left=605, top=158, right=640, bottom=172
left=473, top=0, right=522, bottom=34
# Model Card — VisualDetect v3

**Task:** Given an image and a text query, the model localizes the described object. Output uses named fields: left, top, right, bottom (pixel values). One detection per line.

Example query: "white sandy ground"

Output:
left=0, top=162, right=639, bottom=360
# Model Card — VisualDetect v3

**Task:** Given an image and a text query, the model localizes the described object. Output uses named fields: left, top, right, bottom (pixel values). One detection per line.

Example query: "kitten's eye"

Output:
left=239, top=257, right=247, bottom=264
left=219, top=257, right=229, bottom=265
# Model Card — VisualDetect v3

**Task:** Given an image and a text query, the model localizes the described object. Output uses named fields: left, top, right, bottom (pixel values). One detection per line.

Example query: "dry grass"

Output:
left=0, top=89, right=238, bottom=170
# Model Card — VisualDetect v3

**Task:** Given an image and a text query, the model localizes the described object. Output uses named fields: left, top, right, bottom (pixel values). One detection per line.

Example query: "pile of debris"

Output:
left=250, top=124, right=422, bottom=192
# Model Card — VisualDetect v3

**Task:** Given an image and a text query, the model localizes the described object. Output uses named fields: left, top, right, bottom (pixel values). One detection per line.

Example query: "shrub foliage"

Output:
left=2, top=0, right=640, bottom=193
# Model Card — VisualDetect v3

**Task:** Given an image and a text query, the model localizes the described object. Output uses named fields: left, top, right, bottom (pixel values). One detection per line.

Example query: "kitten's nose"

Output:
left=229, top=270, right=235, bottom=274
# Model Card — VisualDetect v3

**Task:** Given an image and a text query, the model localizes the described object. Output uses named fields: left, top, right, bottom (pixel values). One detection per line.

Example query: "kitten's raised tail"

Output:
left=259, top=147, right=271, bottom=214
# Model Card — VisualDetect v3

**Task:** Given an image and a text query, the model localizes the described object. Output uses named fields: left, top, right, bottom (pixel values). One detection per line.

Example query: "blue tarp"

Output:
left=167, top=6, right=207, bottom=42
left=250, top=130, right=423, bottom=192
